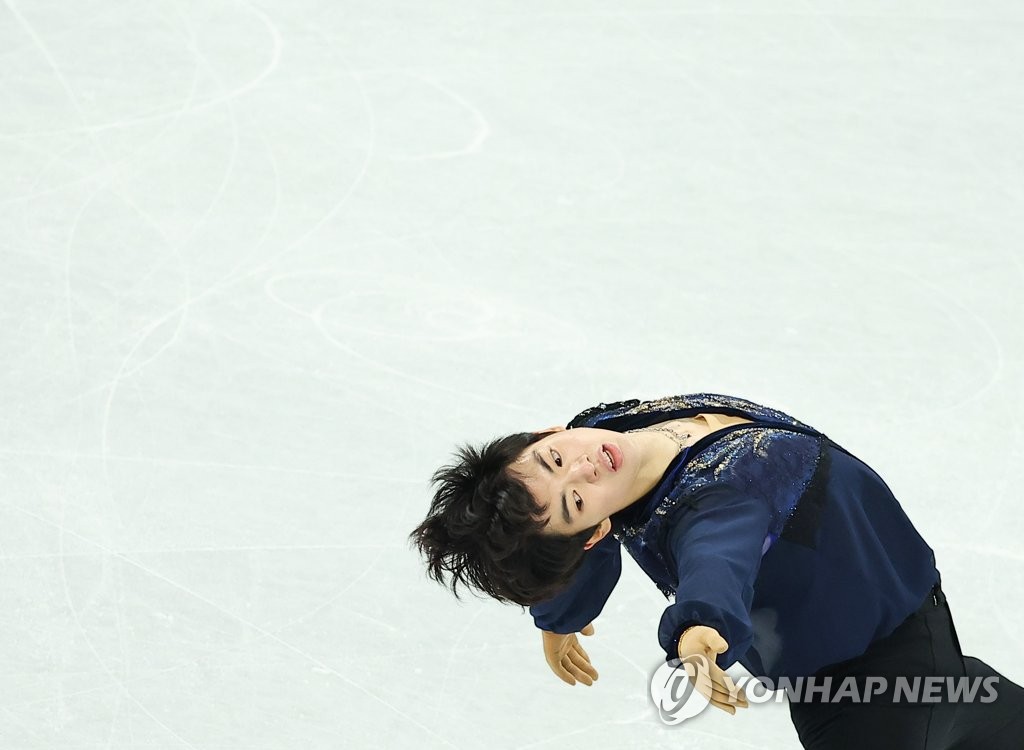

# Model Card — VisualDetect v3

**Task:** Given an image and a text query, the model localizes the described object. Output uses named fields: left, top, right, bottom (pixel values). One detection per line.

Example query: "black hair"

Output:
left=409, top=432, right=602, bottom=608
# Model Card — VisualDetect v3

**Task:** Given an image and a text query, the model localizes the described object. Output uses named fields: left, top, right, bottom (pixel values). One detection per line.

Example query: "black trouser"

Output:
left=788, top=584, right=1024, bottom=749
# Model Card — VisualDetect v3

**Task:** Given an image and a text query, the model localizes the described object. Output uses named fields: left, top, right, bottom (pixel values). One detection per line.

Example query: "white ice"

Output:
left=1, top=1, right=1022, bottom=748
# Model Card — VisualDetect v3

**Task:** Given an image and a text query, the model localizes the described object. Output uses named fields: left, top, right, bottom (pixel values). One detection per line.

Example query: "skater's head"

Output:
left=409, top=429, right=608, bottom=608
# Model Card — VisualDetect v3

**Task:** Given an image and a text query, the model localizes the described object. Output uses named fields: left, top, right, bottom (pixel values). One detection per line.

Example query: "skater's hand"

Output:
left=541, top=622, right=599, bottom=686
left=677, top=625, right=748, bottom=714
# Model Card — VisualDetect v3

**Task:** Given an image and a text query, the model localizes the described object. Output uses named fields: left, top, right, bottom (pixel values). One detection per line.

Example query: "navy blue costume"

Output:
left=527, top=394, right=1024, bottom=747
left=529, top=393, right=939, bottom=680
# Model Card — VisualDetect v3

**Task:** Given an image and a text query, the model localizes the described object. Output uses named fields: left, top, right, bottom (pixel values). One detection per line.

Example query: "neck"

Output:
left=615, top=431, right=685, bottom=514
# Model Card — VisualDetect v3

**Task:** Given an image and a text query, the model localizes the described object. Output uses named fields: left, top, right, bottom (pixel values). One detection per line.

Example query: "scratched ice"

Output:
left=1, top=1, right=1023, bottom=749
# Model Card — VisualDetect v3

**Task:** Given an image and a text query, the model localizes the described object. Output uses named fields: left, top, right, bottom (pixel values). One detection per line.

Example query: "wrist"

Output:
left=677, top=622, right=702, bottom=644
left=677, top=624, right=699, bottom=650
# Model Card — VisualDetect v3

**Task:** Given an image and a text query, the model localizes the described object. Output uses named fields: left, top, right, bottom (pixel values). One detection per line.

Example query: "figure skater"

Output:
left=410, top=393, right=1024, bottom=748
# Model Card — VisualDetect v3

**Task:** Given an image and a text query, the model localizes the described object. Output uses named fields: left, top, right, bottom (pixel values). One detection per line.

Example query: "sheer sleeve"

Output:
left=657, top=482, right=772, bottom=667
left=529, top=532, right=622, bottom=634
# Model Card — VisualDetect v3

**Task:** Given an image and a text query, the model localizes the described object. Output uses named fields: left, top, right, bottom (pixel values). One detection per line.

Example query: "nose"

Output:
left=569, top=454, right=597, bottom=482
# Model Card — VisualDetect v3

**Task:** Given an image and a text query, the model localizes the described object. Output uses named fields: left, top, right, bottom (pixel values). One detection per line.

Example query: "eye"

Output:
left=550, top=448, right=562, bottom=467
left=573, top=491, right=583, bottom=512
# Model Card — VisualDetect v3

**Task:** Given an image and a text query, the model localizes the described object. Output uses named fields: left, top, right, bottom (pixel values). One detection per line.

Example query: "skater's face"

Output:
left=512, top=426, right=647, bottom=541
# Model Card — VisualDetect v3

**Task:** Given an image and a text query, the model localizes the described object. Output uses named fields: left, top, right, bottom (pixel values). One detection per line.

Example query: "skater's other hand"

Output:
left=541, top=622, right=599, bottom=686
left=677, top=625, right=748, bottom=714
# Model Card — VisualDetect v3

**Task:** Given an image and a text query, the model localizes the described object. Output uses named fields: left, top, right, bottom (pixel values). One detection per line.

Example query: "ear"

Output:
left=533, top=425, right=565, bottom=435
left=583, top=518, right=612, bottom=551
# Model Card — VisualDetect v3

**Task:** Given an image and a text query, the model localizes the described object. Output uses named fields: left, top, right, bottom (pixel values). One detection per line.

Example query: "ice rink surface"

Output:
left=2, top=1, right=1023, bottom=748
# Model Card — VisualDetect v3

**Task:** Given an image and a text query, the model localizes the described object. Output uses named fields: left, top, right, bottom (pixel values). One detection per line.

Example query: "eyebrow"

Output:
left=532, top=450, right=571, bottom=526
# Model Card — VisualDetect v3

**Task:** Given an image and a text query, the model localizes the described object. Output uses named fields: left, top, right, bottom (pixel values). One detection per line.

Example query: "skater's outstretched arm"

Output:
left=529, top=532, right=620, bottom=685
left=659, top=481, right=772, bottom=669
left=529, top=531, right=621, bottom=633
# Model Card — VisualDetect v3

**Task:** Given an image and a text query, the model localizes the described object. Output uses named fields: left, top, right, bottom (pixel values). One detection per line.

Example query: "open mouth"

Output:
left=601, top=443, right=620, bottom=472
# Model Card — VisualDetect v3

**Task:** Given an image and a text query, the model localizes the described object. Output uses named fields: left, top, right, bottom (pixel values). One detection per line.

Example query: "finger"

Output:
left=690, top=675, right=737, bottom=715
left=696, top=671, right=739, bottom=714
left=707, top=667, right=748, bottom=707
left=689, top=660, right=747, bottom=709
left=705, top=674, right=747, bottom=712
left=567, top=647, right=598, bottom=681
left=707, top=634, right=730, bottom=654
left=708, top=684, right=748, bottom=708
left=580, top=623, right=595, bottom=636
left=706, top=681, right=738, bottom=703
left=568, top=643, right=593, bottom=669
left=707, top=676, right=747, bottom=705
left=692, top=666, right=716, bottom=702
left=561, top=660, right=593, bottom=686
left=564, top=652, right=595, bottom=685
left=546, top=650, right=578, bottom=686
left=721, top=673, right=748, bottom=706
left=708, top=697, right=738, bottom=715
left=550, top=661, right=577, bottom=686
left=573, top=640, right=592, bottom=664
